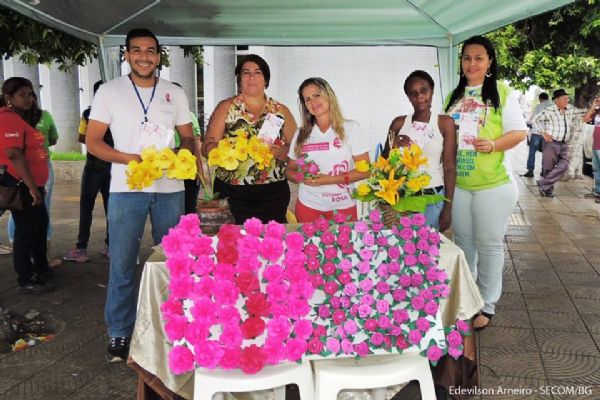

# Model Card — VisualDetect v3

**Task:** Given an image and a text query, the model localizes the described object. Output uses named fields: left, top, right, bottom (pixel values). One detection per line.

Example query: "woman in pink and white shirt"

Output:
left=286, top=77, right=370, bottom=222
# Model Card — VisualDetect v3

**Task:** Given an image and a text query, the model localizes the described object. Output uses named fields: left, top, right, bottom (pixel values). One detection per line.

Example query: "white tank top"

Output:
left=397, top=114, right=445, bottom=188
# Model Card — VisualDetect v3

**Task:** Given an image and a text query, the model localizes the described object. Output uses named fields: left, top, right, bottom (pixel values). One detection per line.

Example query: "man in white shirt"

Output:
left=532, top=89, right=598, bottom=197
left=523, top=92, right=550, bottom=177
left=86, top=28, right=194, bottom=362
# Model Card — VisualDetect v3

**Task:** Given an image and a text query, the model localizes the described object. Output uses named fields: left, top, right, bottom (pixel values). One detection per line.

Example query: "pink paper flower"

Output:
left=337, top=272, right=352, bottom=285
left=308, top=337, right=324, bottom=354
left=324, top=281, right=339, bottom=295
left=219, top=305, right=241, bottom=326
left=411, top=213, right=426, bottom=226
left=243, top=217, right=263, bottom=236
left=168, top=345, right=195, bottom=374
left=341, top=339, right=354, bottom=354
left=355, top=341, right=370, bottom=357
left=427, top=345, right=443, bottom=362
left=404, top=255, right=417, bottom=266
left=360, top=294, right=374, bottom=306
left=321, top=230, right=335, bottom=245
left=318, top=305, right=331, bottom=319
left=429, top=232, right=441, bottom=245
left=369, top=209, right=381, bottom=222
left=293, top=319, right=314, bottom=340
left=364, top=318, right=378, bottom=331
left=191, top=298, right=217, bottom=325
left=362, top=233, right=375, bottom=246
left=219, top=347, right=241, bottom=369
left=263, top=338, right=286, bottom=365
left=213, top=279, right=239, bottom=305
left=285, top=338, right=308, bottom=361
left=359, top=249, right=373, bottom=261
left=448, top=346, right=463, bottom=359
left=358, top=261, right=371, bottom=275
left=310, top=274, right=324, bottom=288
left=359, top=278, right=374, bottom=292
left=399, top=228, right=414, bottom=240
left=178, top=213, right=202, bottom=236
left=393, top=309, right=409, bottom=324
left=334, top=212, right=347, bottom=224
left=237, top=256, right=261, bottom=273
left=237, top=235, right=260, bottom=258
left=370, top=332, right=384, bottom=346
left=343, top=320, right=359, bottom=335
left=411, top=273, right=424, bottom=287
left=399, top=216, right=412, bottom=227
left=168, top=275, right=194, bottom=300
left=194, top=340, right=224, bottom=369
left=388, top=246, right=400, bottom=259
left=418, top=253, right=432, bottom=266
left=326, top=337, right=341, bottom=354
left=416, top=239, right=429, bottom=251
left=411, top=296, right=425, bottom=310
left=358, top=304, right=373, bottom=318
left=332, top=310, right=347, bottom=325
left=424, top=300, right=439, bottom=316
left=324, top=246, right=338, bottom=260
left=378, top=315, right=392, bottom=329
left=161, top=299, right=183, bottom=319
left=266, top=316, right=292, bottom=339
left=314, top=217, right=329, bottom=232
left=403, top=242, right=416, bottom=255
left=375, top=281, right=390, bottom=294
left=285, top=232, right=304, bottom=250
left=447, top=330, right=463, bottom=347
left=166, top=254, right=193, bottom=279
left=416, top=317, right=431, bottom=332
left=339, top=259, right=352, bottom=272
left=263, top=264, right=285, bottom=282
left=239, top=345, right=266, bottom=374
left=354, top=221, right=368, bottom=234
left=164, top=314, right=187, bottom=341
left=219, top=326, right=243, bottom=347
left=162, top=228, right=192, bottom=257
left=376, top=299, right=390, bottom=313
left=456, top=320, right=470, bottom=333
left=336, top=233, right=350, bottom=247
left=408, top=329, right=422, bottom=345
left=314, top=325, right=328, bottom=337
left=192, top=255, right=214, bottom=276
left=265, top=221, right=286, bottom=239
left=343, top=282, right=358, bottom=296
left=323, top=262, right=336, bottom=276
left=392, top=288, right=407, bottom=302
left=259, top=237, right=284, bottom=262
left=301, top=223, right=316, bottom=237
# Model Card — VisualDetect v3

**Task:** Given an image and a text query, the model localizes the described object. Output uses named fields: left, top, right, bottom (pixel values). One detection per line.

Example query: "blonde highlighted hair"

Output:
left=295, top=77, right=346, bottom=157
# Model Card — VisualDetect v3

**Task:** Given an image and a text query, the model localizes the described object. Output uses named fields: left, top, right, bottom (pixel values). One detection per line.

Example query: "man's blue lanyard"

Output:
left=129, top=75, right=157, bottom=122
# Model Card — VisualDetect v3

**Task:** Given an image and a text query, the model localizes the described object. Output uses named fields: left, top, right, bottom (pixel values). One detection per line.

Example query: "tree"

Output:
left=488, top=0, right=599, bottom=107
left=0, top=5, right=203, bottom=71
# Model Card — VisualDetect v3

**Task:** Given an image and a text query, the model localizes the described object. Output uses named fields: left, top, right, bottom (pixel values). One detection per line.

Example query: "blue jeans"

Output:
left=452, top=181, right=518, bottom=315
left=593, top=149, right=600, bottom=195
left=526, top=134, right=543, bottom=172
left=423, top=188, right=445, bottom=230
left=105, top=191, right=184, bottom=338
left=8, top=160, right=54, bottom=242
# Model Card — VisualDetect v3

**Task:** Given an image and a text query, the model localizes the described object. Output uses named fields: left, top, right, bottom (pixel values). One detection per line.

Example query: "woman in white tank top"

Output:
left=382, top=70, right=457, bottom=231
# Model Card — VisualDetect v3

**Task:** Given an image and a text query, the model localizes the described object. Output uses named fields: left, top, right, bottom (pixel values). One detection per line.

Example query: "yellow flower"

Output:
left=219, top=145, right=240, bottom=171
left=157, top=148, right=176, bottom=169
left=418, top=174, right=431, bottom=188
left=140, top=146, right=159, bottom=163
left=407, top=178, right=423, bottom=192
left=373, top=155, right=391, bottom=173
left=207, top=147, right=223, bottom=167
left=234, top=136, right=249, bottom=161
left=357, top=183, right=371, bottom=196
left=401, top=143, right=428, bottom=172
left=355, top=160, right=370, bottom=173
left=375, top=169, right=405, bottom=205
left=232, top=128, right=248, bottom=139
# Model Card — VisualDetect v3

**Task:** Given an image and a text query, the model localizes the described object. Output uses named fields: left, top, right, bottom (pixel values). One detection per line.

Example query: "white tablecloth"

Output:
left=129, top=235, right=483, bottom=400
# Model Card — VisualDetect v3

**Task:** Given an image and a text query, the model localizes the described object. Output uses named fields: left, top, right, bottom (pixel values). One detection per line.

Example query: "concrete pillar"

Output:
left=2, top=56, right=41, bottom=94
left=203, top=46, right=236, bottom=131
left=166, top=46, right=198, bottom=116
left=40, top=63, right=81, bottom=152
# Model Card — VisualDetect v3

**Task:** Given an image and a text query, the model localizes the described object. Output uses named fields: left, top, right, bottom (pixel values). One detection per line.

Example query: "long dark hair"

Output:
left=445, top=35, right=500, bottom=112
left=0, top=77, right=42, bottom=127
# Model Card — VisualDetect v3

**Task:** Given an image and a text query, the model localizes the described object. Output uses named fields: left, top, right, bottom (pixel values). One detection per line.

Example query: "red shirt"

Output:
left=0, top=107, right=49, bottom=186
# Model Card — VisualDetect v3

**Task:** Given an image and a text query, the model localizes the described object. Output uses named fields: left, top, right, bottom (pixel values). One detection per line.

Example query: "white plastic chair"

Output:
left=313, top=353, right=436, bottom=400
left=193, top=361, right=315, bottom=400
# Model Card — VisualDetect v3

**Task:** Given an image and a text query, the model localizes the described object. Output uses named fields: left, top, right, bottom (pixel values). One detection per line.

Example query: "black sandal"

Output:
left=474, top=312, right=493, bottom=332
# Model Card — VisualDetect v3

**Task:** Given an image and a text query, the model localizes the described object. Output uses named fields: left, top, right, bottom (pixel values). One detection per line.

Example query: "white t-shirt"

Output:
left=90, top=76, right=192, bottom=193
left=288, top=121, right=369, bottom=211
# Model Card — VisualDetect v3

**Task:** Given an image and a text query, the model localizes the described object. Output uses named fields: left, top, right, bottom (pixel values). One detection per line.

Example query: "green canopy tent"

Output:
left=0, top=0, right=575, bottom=96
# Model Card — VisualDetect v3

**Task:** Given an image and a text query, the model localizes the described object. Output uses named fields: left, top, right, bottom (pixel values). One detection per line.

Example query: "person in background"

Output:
left=383, top=70, right=456, bottom=231
left=286, top=77, right=369, bottom=222
left=6, top=91, right=62, bottom=268
left=63, top=80, right=113, bottom=263
left=172, top=82, right=202, bottom=214
left=523, top=92, right=550, bottom=177
left=85, top=28, right=194, bottom=362
left=202, top=54, right=297, bottom=224
left=586, top=105, right=600, bottom=201
left=445, top=35, right=528, bottom=330
left=532, top=89, right=599, bottom=197
left=0, top=77, right=54, bottom=294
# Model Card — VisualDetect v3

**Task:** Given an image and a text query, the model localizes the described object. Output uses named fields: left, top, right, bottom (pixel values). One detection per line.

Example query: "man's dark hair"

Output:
left=93, top=80, right=103, bottom=95
left=235, top=54, right=271, bottom=88
left=126, top=28, right=160, bottom=51
left=538, top=92, right=549, bottom=101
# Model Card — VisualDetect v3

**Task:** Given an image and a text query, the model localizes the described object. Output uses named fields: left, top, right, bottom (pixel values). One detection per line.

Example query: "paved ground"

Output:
left=0, top=143, right=599, bottom=400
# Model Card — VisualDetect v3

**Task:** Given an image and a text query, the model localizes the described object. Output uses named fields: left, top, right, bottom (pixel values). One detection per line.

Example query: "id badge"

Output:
left=136, top=121, right=174, bottom=152
left=257, top=113, right=284, bottom=144
left=407, top=121, right=435, bottom=149
left=458, top=112, right=479, bottom=150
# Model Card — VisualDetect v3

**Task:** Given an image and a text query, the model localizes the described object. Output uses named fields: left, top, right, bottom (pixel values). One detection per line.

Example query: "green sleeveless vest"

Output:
left=445, top=82, right=512, bottom=191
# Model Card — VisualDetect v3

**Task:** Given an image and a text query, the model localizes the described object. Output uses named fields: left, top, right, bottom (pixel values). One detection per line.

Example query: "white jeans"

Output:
left=452, top=181, right=518, bottom=314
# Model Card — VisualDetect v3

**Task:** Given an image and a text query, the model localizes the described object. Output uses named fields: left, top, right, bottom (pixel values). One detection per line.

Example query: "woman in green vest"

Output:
left=445, top=36, right=527, bottom=330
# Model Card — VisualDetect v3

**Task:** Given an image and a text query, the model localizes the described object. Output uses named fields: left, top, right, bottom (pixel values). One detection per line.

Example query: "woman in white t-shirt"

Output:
left=286, top=77, right=370, bottom=222
left=383, top=70, right=456, bottom=232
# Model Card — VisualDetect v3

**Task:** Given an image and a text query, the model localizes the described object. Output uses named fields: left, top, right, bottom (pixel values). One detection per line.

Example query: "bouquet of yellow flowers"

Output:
left=352, top=143, right=444, bottom=213
left=126, top=147, right=197, bottom=190
left=207, top=129, right=274, bottom=172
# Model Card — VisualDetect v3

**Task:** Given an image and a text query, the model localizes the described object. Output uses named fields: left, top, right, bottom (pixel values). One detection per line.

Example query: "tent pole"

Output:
left=98, top=36, right=108, bottom=82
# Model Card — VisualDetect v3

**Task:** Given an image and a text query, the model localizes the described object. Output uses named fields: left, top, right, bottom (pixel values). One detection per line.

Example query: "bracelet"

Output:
left=489, top=139, right=496, bottom=153
left=343, top=173, right=350, bottom=185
